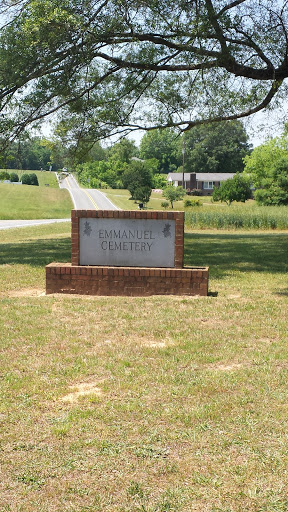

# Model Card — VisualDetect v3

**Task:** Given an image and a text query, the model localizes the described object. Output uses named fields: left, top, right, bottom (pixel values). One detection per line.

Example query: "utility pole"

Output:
left=182, top=138, right=185, bottom=189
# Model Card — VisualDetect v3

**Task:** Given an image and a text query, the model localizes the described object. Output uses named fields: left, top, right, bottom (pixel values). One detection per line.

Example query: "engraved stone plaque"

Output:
left=79, top=218, right=176, bottom=267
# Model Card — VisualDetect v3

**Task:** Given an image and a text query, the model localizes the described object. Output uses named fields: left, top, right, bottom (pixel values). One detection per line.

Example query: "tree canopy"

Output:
left=0, top=0, right=287, bottom=148
left=243, top=132, right=288, bottom=205
left=212, top=173, right=251, bottom=205
left=243, top=136, right=288, bottom=187
left=184, top=120, right=251, bottom=173
left=122, top=160, right=153, bottom=203
left=140, top=129, right=181, bottom=173
left=162, top=185, right=186, bottom=208
left=1, top=136, right=53, bottom=170
left=253, top=158, right=288, bottom=206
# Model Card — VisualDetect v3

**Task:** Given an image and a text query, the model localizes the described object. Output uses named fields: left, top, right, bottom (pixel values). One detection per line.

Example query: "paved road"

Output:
left=59, top=174, right=119, bottom=210
left=0, top=219, right=70, bottom=230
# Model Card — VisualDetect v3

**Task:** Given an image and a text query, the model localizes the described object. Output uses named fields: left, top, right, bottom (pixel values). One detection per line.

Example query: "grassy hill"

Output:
left=0, top=171, right=72, bottom=219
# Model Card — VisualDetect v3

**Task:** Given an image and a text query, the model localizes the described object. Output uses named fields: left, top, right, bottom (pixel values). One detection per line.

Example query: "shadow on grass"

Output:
left=0, top=238, right=71, bottom=266
left=275, top=288, right=288, bottom=296
left=184, top=232, right=288, bottom=279
left=1, top=233, right=287, bottom=279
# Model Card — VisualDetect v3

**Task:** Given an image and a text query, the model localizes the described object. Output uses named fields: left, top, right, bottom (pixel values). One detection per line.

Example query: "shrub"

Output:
left=21, top=173, right=31, bottom=185
left=161, top=201, right=169, bottom=209
left=184, top=198, right=201, bottom=208
left=29, top=173, right=39, bottom=186
left=9, top=172, right=19, bottom=182
left=253, top=158, right=288, bottom=206
left=153, top=173, right=167, bottom=189
left=0, top=171, right=10, bottom=181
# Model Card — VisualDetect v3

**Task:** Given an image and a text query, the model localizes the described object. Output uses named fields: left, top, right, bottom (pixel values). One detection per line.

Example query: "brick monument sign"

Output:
left=46, top=210, right=209, bottom=296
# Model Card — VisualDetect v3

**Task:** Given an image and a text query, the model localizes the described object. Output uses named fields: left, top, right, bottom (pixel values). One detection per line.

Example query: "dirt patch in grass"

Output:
left=206, top=362, right=247, bottom=372
left=141, top=337, right=176, bottom=348
left=146, top=341, right=169, bottom=348
left=7, top=287, right=45, bottom=297
left=259, top=337, right=278, bottom=344
left=60, top=382, right=104, bottom=403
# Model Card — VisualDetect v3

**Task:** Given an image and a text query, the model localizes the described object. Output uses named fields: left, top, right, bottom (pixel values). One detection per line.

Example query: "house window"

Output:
left=203, top=181, right=214, bottom=189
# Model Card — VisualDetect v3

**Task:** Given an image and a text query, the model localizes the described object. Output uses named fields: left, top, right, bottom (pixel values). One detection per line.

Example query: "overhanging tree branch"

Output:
left=0, top=0, right=286, bottom=146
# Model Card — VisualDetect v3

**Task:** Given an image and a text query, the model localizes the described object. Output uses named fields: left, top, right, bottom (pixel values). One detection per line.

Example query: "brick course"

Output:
left=46, top=264, right=209, bottom=296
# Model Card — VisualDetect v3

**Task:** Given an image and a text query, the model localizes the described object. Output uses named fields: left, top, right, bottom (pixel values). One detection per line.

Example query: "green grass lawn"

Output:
left=0, top=223, right=287, bottom=511
left=2, top=169, right=60, bottom=188
left=103, top=188, right=227, bottom=211
left=103, top=188, right=175, bottom=210
left=0, top=183, right=72, bottom=220
left=26, top=170, right=60, bottom=188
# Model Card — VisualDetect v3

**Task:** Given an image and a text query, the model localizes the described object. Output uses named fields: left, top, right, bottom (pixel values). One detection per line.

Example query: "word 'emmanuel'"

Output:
left=98, top=229, right=156, bottom=240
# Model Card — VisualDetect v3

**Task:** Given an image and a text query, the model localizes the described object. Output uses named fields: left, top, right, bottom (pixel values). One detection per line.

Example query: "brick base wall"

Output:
left=46, top=263, right=209, bottom=297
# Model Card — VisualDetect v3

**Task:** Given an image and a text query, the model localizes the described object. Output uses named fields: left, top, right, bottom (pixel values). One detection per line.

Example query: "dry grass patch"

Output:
left=205, top=362, right=248, bottom=372
left=7, top=287, right=45, bottom=297
left=60, top=381, right=104, bottom=403
left=144, top=340, right=170, bottom=348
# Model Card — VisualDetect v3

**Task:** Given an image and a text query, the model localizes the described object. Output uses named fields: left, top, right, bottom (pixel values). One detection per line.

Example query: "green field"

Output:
left=104, top=188, right=179, bottom=211
left=0, top=223, right=287, bottom=511
left=104, top=189, right=288, bottom=230
left=1, top=174, right=287, bottom=230
left=0, top=180, right=72, bottom=220
left=103, top=189, right=168, bottom=211
left=2, top=169, right=60, bottom=188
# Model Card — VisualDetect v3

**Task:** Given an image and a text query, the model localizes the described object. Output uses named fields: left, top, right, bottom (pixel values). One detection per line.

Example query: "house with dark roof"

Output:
left=167, top=172, right=236, bottom=196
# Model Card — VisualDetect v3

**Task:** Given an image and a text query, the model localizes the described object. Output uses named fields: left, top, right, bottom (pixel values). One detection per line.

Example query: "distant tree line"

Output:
left=0, top=136, right=67, bottom=171
left=1, top=119, right=287, bottom=206
left=76, top=121, right=251, bottom=193
left=0, top=119, right=250, bottom=175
